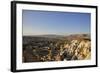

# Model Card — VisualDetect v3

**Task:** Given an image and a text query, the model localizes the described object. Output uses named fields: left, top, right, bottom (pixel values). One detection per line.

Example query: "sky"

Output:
left=22, top=10, right=91, bottom=35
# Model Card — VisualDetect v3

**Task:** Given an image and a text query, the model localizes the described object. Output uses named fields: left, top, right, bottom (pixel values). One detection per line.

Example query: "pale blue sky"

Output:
left=22, top=10, right=91, bottom=35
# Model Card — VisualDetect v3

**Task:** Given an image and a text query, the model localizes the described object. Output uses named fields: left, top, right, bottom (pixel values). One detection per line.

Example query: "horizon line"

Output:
left=23, top=33, right=91, bottom=36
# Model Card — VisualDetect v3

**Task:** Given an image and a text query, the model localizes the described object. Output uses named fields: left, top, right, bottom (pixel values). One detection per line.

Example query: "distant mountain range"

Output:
left=64, top=34, right=91, bottom=40
left=35, top=34, right=65, bottom=38
left=23, top=33, right=90, bottom=40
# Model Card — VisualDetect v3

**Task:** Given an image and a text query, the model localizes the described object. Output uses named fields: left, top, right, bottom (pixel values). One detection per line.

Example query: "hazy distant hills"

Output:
left=24, top=34, right=90, bottom=38
left=64, top=34, right=91, bottom=40
left=34, top=34, right=65, bottom=38
left=23, top=34, right=90, bottom=42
